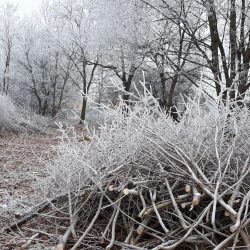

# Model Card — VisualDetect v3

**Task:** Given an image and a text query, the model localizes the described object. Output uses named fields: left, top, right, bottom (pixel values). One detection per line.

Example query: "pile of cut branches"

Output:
left=2, top=92, right=250, bottom=249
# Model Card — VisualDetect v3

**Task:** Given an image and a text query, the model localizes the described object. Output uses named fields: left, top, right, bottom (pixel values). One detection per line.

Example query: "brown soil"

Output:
left=0, top=130, right=60, bottom=249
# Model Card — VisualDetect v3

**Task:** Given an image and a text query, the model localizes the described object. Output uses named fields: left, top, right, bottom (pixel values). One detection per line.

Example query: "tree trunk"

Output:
left=52, top=83, right=57, bottom=118
left=166, top=75, right=180, bottom=123
left=79, top=96, right=87, bottom=124
left=122, top=80, right=132, bottom=114
left=2, top=47, right=11, bottom=95
left=159, top=72, right=166, bottom=108
left=41, top=100, right=48, bottom=116
left=56, top=73, right=69, bottom=117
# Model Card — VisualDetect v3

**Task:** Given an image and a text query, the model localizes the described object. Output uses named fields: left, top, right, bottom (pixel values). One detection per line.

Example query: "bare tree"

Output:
left=0, top=2, right=18, bottom=94
left=92, top=0, right=149, bottom=107
left=52, top=0, right=100, bottom=123
left=142, top=2, right=198, bottom=120
left=16, top=21, right=72, bottom=116
left=140, top=0, right=250, bottom=106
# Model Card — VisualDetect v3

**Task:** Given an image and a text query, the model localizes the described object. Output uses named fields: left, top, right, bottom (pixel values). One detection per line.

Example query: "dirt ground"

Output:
left=0, top=130, right=60, bottom=249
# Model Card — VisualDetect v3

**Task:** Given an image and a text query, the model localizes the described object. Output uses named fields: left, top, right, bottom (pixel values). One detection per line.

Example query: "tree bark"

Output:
left=2, top=45, right=11, bottom=94
left=79, top=96, right=87, bottom=124
left=166, top=75, right=180, bottom=123
left=159, top=72, right=166, bottom=108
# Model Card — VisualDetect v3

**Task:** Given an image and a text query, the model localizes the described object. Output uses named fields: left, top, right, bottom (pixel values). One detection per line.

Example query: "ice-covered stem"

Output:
left=149, top=190, right=170, bottom=234
left=71, top=194, right=104, bottom=250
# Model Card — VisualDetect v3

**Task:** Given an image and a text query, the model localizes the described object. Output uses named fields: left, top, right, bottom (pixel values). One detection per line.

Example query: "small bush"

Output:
left=0, top=94, right=48, bottom=132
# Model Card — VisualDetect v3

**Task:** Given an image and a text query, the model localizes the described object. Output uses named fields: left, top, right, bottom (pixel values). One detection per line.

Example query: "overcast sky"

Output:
left=8, top=0, right=42, bottom=15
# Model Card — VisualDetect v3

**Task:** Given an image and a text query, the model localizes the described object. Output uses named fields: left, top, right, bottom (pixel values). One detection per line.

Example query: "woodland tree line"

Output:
left=1, top=0, right=250, bottom=123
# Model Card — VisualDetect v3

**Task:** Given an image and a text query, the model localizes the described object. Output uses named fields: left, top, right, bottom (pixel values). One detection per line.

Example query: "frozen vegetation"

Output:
left=0, top=0, right=250, bottom=249
left=7, top=90, right=247, bottom=249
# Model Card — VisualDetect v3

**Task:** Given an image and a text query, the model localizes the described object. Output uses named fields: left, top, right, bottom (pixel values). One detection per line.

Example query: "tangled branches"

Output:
left=3, top=92, right=250, bottom=249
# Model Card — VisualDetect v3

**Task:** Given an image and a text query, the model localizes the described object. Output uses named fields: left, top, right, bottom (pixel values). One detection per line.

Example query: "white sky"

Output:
left=4, top=0, right=42, bottom=15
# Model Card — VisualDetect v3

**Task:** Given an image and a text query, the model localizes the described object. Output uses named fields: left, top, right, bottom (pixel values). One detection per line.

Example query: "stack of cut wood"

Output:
left=2, top=96, right=250, bottom=249
left=4, top=152, right=249, bottom=250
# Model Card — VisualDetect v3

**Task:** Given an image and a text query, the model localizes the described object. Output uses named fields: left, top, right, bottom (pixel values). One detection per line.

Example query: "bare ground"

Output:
left=0, top=130, right=60, bottom=249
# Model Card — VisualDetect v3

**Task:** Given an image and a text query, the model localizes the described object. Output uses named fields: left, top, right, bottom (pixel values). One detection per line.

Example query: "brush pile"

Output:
left=2, top=91, right=250, bottom=250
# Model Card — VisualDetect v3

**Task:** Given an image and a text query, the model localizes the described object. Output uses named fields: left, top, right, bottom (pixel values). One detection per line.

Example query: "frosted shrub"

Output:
left=0, top=94, right=48, bottom=132
left=35, top=87, right=250, bottom=249
left=0, top=94, right=19, bottom=130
